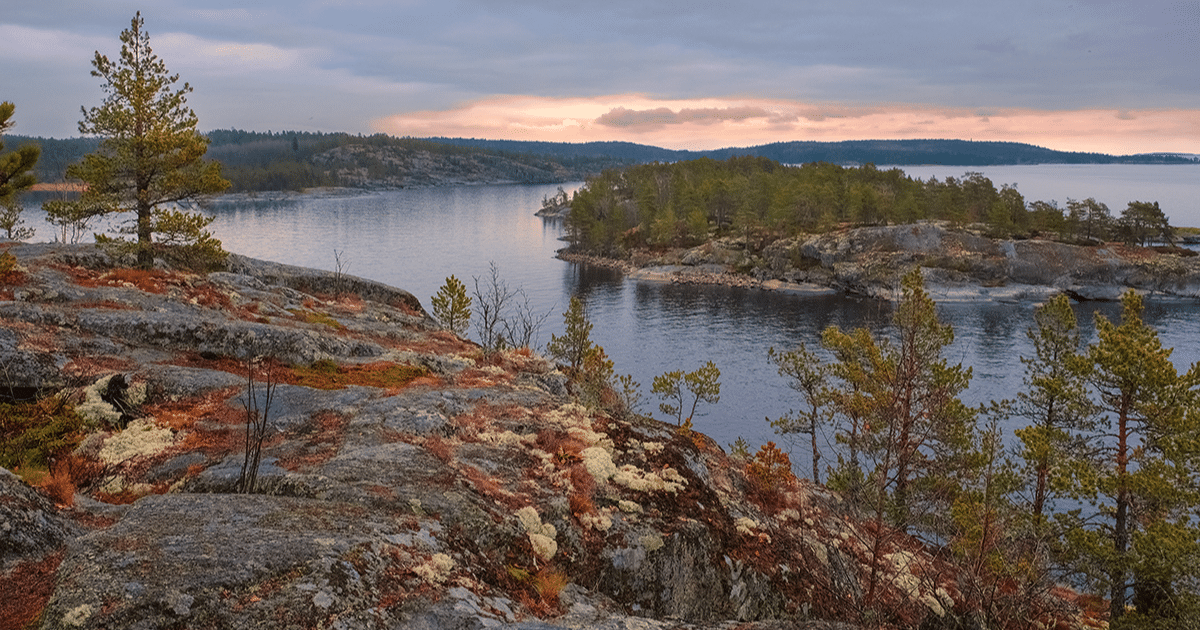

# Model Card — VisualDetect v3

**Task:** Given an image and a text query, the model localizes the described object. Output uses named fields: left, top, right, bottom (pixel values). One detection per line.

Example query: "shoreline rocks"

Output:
left=559, top=223, right=1200, bottom=302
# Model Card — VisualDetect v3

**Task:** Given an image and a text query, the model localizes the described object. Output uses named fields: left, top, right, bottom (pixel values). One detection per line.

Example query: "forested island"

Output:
left=556, top=156, right=1200, bottom=300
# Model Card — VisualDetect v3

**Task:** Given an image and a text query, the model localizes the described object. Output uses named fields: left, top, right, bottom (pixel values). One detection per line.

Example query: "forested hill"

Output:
left=428, top=137, right=1200, bottom=166
left=8, top=130, right=636, bottom=192
left=9, top=131, right=1196, bottom=193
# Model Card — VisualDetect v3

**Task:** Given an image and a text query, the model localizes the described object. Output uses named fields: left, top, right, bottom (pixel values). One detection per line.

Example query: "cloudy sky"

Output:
left=3, top=0, right=1198, bottom=154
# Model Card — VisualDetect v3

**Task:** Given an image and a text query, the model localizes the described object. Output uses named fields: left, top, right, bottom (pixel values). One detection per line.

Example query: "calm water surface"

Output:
left=192, top=176, right=1200, bottom=476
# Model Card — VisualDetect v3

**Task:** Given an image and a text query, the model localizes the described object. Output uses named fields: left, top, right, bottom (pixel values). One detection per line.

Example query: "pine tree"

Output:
left=1012, top=294, right=1096, bottom=519
left=50, top=13, right=229, bottom=268
left=1062, top=291, right=1200, bottom=625
left=0, top=102, right=40, bottom=202
left=546, top=296, right=596, bottom=371
left=768, top=342, right=833, bottom=483
left=431, top=275, right=471, bottom=337
left=820, top=269, right=977, bottom=536
left=651, top=361, right=720, bottom=426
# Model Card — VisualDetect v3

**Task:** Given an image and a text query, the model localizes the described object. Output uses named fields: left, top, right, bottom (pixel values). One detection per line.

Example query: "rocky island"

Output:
left=0, top=242, right=1107, bottom=629
left=562, top=222, right=1200, bottom=302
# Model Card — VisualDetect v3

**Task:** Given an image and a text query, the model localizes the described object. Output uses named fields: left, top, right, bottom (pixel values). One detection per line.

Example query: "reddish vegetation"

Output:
left=0, top=551, right=63, bottom=630
left=423, top=435, right=454, bottom=463
left=54, top=265, right=178, bottom=294
left=276, top=410, right=350, bottom=471
left=62, top=355, right=138, bottom=380
left=744, top=441, right=798, bottom=512
left=289, top=361, right=429, bottom=391
left=463, top=465, right=526, bottom=510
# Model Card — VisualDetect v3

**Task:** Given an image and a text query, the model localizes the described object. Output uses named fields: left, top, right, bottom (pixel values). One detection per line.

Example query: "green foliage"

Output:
left=0, top=250, right=18, bottom=283
left=431, top=275, right=471, bottom=337
left=817, top=269, right=978, bottom=536
left=0, top=101, right=40, bottom=203
left=651, top=360, right=721, bottom=425
left=546, top=297, right=595, bottom=371
left=0, top=102, right=40, bottom=242
left=1011, top=294, right=1096, bottom=519
left=1117, top=200, right=1173, bottom=246
left=53, top=13, right=229, bottom=268
left=0, top=196, right=35, bottom=241
left=577, top=346, right=616, bottom=411
left=0, top=397, right=86, bottom=472
left=1058, top=291, right=1200, bottom=622
left=768, top=343, right=833, bottom=482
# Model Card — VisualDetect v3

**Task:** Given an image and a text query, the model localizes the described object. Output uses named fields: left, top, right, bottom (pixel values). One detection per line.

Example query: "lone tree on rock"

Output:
left=49, top=12, right=228, bottom=268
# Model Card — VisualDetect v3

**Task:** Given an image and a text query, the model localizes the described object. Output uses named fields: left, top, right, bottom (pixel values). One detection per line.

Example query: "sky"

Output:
left=2, top=0, right=1198, bottom=154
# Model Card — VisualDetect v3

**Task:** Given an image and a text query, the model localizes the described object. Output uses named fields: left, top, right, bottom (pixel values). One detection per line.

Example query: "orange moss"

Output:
left=35, top=464, right=76, bottom=507
left=424, top=435, right=454, bottom=463
left=56, top=265, right=181, bottom=294
left=383, top=330, right=477, bottom=356
left=463, top=465, right=526, bottom=510
left=146, top=387, right=243, bottom=432
left=289, top=361, right=429, bottom=390
left=0, top=551, right=63, bottom=630
left=61, top=355, right=137, bottom=380
left=275, top=410, right=350, bottom=471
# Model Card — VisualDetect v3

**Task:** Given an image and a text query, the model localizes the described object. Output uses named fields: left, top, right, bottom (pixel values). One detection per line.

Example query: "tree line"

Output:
left=4, top=128, right=630, bottom=193
left=564, top=157, right=1176, bottom=255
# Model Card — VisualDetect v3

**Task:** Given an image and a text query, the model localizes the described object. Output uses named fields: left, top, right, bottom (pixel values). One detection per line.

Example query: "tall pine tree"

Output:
left=52, top=13, right=228, bottom=268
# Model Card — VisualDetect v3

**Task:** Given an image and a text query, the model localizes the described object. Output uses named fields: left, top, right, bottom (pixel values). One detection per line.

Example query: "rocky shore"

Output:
left=560, top=223, right=1200, bottom=302
left=1, top=242, right=1102, bottom=629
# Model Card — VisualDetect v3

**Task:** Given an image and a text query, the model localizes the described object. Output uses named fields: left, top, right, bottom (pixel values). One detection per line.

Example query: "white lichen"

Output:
left=478, top=430, right=535, bottom=447
left=76, top=375, right=124, bottom=426
left=641, top=441, right=665, bottom=454
left=97, top=418, right=176, bottom=465
left=581, top=446, right=617, bottom=482
left=413, top=553, right=455, bottom=584
left=515, top=506, right=558, bottom=561
left=639, top=532, right=664, bottom=552
left=617, top=500, right=643, bottom=514
left=63, top=604, right=93, bottom=627
left=579, top=507, right=614, bottom=532
left=735, top=517, right=758, bottom=536
left=612, top=464, right=687, bottom=494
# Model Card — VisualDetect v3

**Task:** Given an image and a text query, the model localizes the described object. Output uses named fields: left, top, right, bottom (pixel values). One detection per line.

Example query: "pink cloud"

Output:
left=372, top=95, right=1200, bottom=155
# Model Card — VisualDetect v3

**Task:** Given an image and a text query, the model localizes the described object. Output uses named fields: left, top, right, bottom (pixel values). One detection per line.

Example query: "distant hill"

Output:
left=426, top=137, right=1200, bottom=166
left=7, top=132, right=1195, bottom=193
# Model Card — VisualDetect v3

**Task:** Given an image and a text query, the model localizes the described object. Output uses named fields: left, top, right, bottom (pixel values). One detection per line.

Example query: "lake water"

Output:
left=19, top=164, right=1200, bottom=477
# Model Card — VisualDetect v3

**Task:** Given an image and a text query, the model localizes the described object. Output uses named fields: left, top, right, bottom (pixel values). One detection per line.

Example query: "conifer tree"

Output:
left=0, top=103, right=40, bottom=241
left=50, top=13, right=228, bottom=268
left=820, top=269, right=977, bottom=536
left=1060, top=291, right=1200, bottom=625
left=1012, top=294, right=1096, bottom=519
left=546, top=296, right=596, bottom=371
left=431, top=275, right=471, bottom=337
left=651, top=361, right=721, bottom=426
left=0, top=102, right=40, bottom=203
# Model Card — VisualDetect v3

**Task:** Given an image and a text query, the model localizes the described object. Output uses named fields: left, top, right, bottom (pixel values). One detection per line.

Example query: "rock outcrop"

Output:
left=601, top=223, right=1200, bottom=301
left=0, top=242, right=1098, bottom=629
